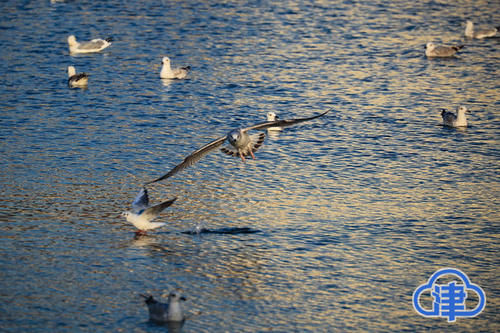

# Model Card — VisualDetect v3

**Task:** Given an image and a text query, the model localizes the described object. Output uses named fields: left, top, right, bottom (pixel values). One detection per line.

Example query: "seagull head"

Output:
left=162, top=57, right=171, bottom=66
left=168, top=291, right=186, bottom=302
left=457, top=106, right=468, bottom=114
left=67, top=35, right=77, bottom=46
left=425, top=42, right=435, bottom=50
left=227, top=129, right=242, bottom=146
left=267, top=112, right=279, bottom=121
left=67, top=66, right=76, bottom=77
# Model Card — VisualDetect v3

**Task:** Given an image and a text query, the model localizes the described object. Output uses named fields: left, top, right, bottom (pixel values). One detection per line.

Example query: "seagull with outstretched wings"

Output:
left=121, top=188, right=177, bottom=235
left=147, top=109, right=331, bottom=184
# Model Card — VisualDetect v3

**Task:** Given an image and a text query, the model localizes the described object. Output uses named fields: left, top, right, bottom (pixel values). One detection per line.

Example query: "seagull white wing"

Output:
left=431, top=45, right=463, bottom=57
left=146, top=136, right=227, bottom=184
left=132, top=188, right=149, bottom=213
left=433, top=46, right=454, bottom=56
left=475, top=27, right=499, bottom=38
left=78, top=39, right=106, bottom=50
left=173, top=66, right=191, bottom=77
left=242, top=108, right=331, bottom=133
left=141, top=197, right=177, bottom=220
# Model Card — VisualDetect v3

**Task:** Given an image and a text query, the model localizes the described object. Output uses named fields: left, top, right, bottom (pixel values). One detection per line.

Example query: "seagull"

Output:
left=67, top=35, right=112, bottom=54
left=121, top=188, right=177, bottom=235
left=146, top=109, right=331, bottom=184
left=141, top=292, right=186, bottom=323
left=67, top=66, right=88, bottom=88
left=425, top=42, right=464, bottom=57
left=160, top=57, right=191, bottom=79
left=266, top=112, right=282, bottom=131
left=465, top=20, right=500, bottom=39
left=441, top=106, right=468, bottom=127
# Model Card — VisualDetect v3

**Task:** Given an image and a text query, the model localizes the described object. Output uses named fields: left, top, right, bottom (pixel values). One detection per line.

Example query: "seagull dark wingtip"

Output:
left=145, top=174, right=167, bottom=185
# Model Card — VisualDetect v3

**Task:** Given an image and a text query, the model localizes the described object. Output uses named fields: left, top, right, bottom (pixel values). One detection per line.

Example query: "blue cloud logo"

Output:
left=413, top=268, right=486, bottom=322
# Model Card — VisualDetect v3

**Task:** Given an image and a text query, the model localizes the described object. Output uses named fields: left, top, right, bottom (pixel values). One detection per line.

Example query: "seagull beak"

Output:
left=180, top=296, right=187, bottom=301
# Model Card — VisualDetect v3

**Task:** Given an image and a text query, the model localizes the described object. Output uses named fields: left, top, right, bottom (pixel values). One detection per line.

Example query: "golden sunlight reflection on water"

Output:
left=0, top=0, right=498, bottom=331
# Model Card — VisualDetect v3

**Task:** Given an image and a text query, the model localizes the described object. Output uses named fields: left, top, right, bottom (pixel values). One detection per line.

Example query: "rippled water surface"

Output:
left=1, top=0, right=499, bottom=332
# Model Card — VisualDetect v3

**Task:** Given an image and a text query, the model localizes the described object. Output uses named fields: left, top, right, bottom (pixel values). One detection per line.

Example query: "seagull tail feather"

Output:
left=220, top=147, right=238, bottom=157
left=250, top=132, right=266, bottom=154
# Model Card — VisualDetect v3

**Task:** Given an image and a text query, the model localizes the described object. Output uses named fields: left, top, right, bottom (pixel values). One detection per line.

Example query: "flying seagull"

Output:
left=141, top=292, right=186, bottom=323
left=121, top=188, right=177, bottom=235
left=67, top=66, right=88, bottom=88
left=425, top=42, right=464, bottom=57
left=67, top=35, right=113, bottom=54
left=146, top=109, right=331, bottom=184
left=465, top=20, right=500, bottom=39
left=160, top=56, right=191, bottom=79
left=441, top=106, right=468, bottom=127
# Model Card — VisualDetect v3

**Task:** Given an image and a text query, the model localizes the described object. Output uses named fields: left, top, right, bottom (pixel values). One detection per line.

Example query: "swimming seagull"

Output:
left=465, top=20, right=500, bottom=39
left=67, top=66, right=88, bottom=88
left=160, top=57, right=191, bottom=79
left=146, top=109, right=331, bottom=184
left=141, top=292, right=186, bottom=323
left=425, top=42, right=464, bottom=57
left=441, top=106, right=468, bottom=127
left=121, top=188, right=177, bottom=235
left=266, top=112, right=282, bottom=131
left=67, top=35, right=113, bottom=54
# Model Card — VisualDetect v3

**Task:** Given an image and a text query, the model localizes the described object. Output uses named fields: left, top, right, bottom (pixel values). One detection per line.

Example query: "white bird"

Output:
left=146, top=109, right=331, bottom=184
left=141, top=292, right=186, bottom=323
left=67, top=35, right=112, bottom=54
left=160, top=57, right=191, bottom=79
left=121, top=188, right=177, bottom=235
left=266, top=112, right=282, bottom=131
left=67, top=66, right=88, bottom=88
left=425, top=42, right=464, bottom=57
left=465, top=20, right=500, bottom=39
left=441, top=106, right=468, bottom=127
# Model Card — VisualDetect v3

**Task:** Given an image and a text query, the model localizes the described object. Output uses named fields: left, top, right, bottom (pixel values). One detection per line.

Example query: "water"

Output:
left=0, top=0, right=499, bottom=331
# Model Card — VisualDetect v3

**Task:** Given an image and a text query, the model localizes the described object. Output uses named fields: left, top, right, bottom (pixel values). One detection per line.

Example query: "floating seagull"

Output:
left=67, top=66, right=88, bottom=88
left=121, top=188, right=177, bottom=235
left=146, top=109, right=331, bottom=184
left=160, top=57, right=191, bottom=79
left=67, top=35, right=113, bottom=54
left=441, top=106, right=468, bottom=127
left=141, top=292, right=186, bottom=323
left=465, top=20, right=500, bottom=39
left=266, top=112, right=282, bottom=131
left=425, top=42, right=464, bottom=57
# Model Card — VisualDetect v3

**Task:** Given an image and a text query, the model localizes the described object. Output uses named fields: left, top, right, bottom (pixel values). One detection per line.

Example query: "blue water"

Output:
left=0, top=0, right=499, bottom=332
